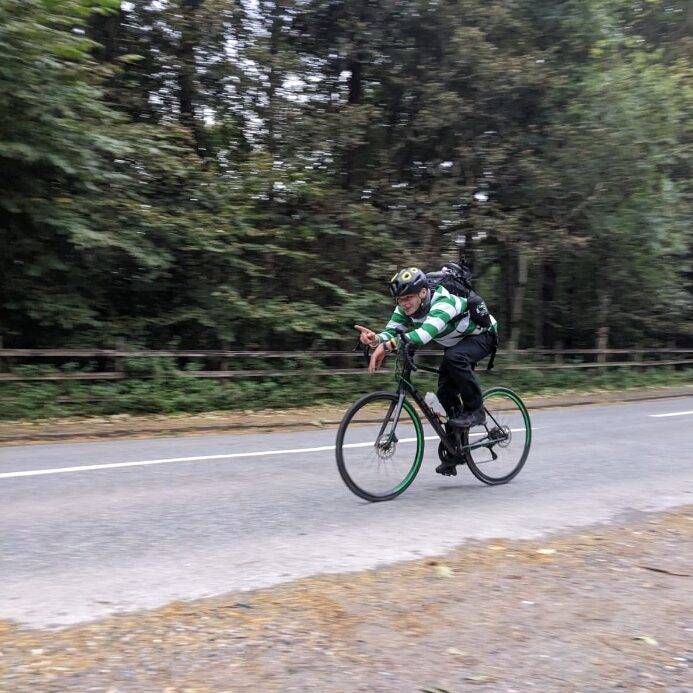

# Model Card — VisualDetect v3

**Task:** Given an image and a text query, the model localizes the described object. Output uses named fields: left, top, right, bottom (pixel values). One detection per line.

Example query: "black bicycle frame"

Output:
left=354, top=337, right=503, bottom=456
left=395, top=360, right=459, bottom=457
left=399, top=358, right=508, bottom=456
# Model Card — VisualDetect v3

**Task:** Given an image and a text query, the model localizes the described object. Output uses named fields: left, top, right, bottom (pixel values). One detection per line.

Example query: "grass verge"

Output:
left=0, top=362, right=690, bottom=421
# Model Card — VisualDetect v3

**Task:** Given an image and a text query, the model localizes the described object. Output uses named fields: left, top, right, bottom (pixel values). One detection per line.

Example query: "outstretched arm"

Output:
left=375, top=306, right=409, bottom=344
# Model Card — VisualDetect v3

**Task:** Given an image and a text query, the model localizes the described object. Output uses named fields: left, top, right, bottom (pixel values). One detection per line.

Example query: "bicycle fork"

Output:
left=375, top=392, right=406, bottom=449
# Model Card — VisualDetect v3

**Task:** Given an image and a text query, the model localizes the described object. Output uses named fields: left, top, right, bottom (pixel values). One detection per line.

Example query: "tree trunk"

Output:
left=540, top=259, right=557, bottom=349
left=178, top=0, right=206, bottom=157
left=553, top=338, right=564, bottom=365
left=533, top=258, right=544, bottom=349
left=460, top=215, right=474, bottom=270
left=343, top=56, right=363, bottom=190
left=266, top=1, right=282, bottom=156
left=508, top=248, right=529, bottom=352
left=88, top=7, right=124, bottom=63
left=503, top=245, right=513, bottom=337
left=596, top=291, right=610, bottom=364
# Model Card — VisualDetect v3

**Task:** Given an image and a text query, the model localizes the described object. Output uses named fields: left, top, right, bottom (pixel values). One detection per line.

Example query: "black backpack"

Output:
left=427, top=261, right=497, bottom=369
left=426, top=262, right=473, bottom=298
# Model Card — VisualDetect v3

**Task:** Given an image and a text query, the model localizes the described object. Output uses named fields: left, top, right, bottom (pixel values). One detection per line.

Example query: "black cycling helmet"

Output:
left=389, top=267, right=428, bottom=299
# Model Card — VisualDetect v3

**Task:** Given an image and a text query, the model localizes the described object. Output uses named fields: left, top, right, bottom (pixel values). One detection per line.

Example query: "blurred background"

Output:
left=0, top=0, right=690, bottom=418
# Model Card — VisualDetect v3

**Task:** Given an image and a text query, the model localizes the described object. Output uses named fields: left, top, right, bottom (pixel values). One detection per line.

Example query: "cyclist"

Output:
left=355, top=266, right=498, bottom=475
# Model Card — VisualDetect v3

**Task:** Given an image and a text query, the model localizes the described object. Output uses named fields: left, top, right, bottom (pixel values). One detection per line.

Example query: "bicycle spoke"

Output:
left=464, top=388, right=531, bottom=484
left=336, top=394, right=424, bottom=501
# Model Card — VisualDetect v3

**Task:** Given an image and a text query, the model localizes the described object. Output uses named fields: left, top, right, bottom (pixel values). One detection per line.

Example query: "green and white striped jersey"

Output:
left=376, top=285, right=498, bottom=348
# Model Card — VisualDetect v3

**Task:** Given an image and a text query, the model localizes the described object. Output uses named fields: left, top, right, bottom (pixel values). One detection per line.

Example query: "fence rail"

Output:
left=1, top=348, right=692, bottom=357
left=0, top=348, right=691, bottom=382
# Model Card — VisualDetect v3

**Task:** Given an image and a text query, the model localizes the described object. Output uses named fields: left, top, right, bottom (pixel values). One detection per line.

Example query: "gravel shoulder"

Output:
left=1, top=384, right=691, bottom=445
left=1, top=507, right=690, bottom=692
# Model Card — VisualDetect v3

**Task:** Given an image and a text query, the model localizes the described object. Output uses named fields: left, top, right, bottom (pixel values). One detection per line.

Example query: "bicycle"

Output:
left=336, top=331, right=532, bottom=502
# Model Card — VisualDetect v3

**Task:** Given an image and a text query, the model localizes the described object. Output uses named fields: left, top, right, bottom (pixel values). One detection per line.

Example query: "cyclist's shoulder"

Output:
left=430, top=284, right=467, bottom=309
left=431, top=284, right=452, bottom=300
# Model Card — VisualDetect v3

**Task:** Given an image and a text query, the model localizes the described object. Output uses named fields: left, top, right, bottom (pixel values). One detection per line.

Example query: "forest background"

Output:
left=0, top=0, right=690, bottom=418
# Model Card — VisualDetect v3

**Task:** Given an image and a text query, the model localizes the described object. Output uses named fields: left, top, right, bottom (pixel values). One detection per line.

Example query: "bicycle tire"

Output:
left=336, top=391, right=424, bottom=502
left=463, top=387, right=531, bottom=485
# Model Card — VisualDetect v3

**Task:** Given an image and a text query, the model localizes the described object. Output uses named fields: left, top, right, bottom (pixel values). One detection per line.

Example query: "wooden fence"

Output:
left=0, top=348, right=691, bottom=382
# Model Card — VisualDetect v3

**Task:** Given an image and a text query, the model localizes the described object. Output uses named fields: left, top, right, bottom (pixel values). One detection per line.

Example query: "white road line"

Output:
left=649, top=410, right=693, bottom=418
left=0, top=429, right=532, bottom=480
left=0, top=439, right=415, bottom=479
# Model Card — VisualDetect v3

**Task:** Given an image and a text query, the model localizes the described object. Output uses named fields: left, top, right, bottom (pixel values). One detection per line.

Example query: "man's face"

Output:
left=397, top=288, right=427, bottom=316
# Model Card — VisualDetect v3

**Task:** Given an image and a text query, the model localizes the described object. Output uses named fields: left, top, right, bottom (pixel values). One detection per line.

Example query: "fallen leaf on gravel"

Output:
left=446, top=648, right=466, bottom=656
left=536, top=548, right=556, bottom=555
left=464, top=674, right=497, bottom=684
left=633, top=635, right=658, bottom=646
left=434, top=565, right=453, bottom=578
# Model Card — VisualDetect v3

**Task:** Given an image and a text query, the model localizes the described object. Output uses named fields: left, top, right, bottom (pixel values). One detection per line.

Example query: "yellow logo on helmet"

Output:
left=401, top=271, right=412, bottom=281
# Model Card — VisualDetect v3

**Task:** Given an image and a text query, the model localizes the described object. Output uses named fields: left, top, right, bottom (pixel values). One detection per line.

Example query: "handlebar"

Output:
left=394, top=326, right=417, bottom=372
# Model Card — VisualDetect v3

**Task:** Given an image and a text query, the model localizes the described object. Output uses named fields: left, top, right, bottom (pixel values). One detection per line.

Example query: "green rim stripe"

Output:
left=394, top=398, right=424, bottom=492
left=483, top=387, right=532, bottom=447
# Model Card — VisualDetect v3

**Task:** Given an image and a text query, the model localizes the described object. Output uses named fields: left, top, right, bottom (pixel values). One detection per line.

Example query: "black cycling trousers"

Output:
left=436, top=332, right=495, bottom=415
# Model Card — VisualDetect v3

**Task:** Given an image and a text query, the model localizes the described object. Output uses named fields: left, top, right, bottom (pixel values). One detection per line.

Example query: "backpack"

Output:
left=426, top=262, right=473, bottom=298
left=427, top=261, right=498, bottom=369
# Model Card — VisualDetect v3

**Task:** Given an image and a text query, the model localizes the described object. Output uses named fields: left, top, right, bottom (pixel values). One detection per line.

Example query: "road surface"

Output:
left=1, top=397, right=691, bottom=628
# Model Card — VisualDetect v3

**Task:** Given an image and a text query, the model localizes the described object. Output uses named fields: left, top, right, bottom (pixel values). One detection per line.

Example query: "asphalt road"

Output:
left=1, top=397, right=692, bottom=629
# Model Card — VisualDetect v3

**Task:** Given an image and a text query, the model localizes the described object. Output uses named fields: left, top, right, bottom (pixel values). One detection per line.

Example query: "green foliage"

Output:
left=0, top=0, right=690, bottom=423
left=0, top=367, right=689, bottom=421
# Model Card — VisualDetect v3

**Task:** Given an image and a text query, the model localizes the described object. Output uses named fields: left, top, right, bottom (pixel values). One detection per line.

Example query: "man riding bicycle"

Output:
left=355, top=266, right=498, bottom=475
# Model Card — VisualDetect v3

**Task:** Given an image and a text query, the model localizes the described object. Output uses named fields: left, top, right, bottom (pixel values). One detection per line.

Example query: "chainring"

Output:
left=438, top=440, right=465, bottom=466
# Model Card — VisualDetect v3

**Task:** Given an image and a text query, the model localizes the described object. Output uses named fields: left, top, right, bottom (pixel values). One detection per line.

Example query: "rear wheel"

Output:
left=463, top=387, right=531, bottom=485
left=336, top=392, right=424, bottom=502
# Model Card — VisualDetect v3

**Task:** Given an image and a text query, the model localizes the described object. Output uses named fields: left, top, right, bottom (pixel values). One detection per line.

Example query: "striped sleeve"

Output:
left=407, top=290, right=466, bottom=347
left=376, top=306, right=409, bottom=344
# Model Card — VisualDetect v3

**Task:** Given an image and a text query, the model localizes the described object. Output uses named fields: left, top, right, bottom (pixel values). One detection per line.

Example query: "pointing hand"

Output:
left=354, top=324, right=379, bottom=348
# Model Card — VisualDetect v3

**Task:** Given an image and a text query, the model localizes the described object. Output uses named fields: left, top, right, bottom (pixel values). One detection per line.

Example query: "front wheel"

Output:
left=336, top=391, right=424, bottom=502
left=463, top=387, right=531, bottom=485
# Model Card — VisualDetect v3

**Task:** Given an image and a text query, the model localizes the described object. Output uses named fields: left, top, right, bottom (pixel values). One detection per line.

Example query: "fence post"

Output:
left=667, top=339, right=677, bottom=372
left=220, top=340, right=230, bottom=372
left=553, top=339, right=564, bottom=366
left=114, top=338, right=126, bottom=374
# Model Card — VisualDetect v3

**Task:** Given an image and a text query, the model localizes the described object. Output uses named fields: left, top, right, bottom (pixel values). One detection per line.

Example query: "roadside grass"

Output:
left=0, top=362, right=690, bottom=421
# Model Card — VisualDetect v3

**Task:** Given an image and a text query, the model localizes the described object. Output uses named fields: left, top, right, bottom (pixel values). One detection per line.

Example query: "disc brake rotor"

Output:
left=375, top=432, right=398, bottom=459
